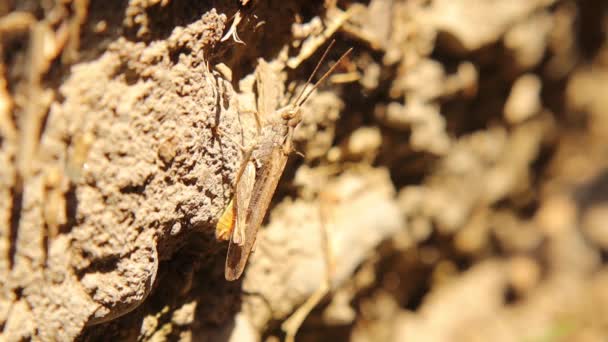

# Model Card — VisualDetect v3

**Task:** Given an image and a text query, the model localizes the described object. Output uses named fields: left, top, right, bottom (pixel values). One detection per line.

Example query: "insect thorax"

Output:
left=253, top=122, right=288, bottom=159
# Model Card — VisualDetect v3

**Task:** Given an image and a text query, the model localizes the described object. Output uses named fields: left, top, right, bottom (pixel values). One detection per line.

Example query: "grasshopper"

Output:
left=216, top=41, right=352, bottom=281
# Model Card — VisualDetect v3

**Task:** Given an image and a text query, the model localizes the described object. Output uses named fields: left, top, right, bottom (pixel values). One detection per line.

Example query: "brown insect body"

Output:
left=223, top=44, right=352, bottom=281
left=225, top=104, right=297, bottom=281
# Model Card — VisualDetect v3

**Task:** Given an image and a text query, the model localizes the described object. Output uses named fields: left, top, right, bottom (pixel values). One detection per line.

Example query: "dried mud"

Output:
left=2, top=0, right=608, bottom=341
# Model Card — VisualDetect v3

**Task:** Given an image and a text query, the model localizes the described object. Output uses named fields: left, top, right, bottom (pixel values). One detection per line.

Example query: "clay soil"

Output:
left=2, top=0, right=608, bottom=341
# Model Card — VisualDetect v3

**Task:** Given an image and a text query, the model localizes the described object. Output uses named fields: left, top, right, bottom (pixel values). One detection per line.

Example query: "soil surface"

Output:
left=2, top=0, right=608, bottom=341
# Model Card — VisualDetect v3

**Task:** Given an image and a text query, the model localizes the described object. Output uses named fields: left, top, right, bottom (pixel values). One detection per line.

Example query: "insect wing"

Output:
left=231, top=159, right=256, bottom=245
left=225, top=147, right=288, bottom=281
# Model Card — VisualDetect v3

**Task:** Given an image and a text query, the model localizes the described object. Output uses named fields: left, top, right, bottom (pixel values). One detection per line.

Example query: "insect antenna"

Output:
left=293, top=40, right=336, bottom=106
left=296, top=47, right=353, bottom=108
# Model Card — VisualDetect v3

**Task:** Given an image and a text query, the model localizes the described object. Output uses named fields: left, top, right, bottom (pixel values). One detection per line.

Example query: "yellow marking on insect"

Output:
left=215, top=199, right=236, bottom=241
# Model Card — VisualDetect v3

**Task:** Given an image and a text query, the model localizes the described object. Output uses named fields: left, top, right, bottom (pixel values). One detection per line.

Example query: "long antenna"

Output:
left=293, top=40, right=336, bottom=106
left=296, top=47, right=353, bottom=107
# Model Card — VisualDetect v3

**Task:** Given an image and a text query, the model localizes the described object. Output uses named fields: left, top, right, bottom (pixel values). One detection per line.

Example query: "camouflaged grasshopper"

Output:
left=216, top=41, right=352, bottom=281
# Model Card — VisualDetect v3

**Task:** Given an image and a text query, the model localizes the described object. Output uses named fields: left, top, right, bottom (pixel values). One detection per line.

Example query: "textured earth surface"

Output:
left=2, top=0, right=608, bottom=341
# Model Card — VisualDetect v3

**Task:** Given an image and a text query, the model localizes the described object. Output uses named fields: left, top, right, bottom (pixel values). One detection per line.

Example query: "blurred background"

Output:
left=2, top=0, right=608, bottom=341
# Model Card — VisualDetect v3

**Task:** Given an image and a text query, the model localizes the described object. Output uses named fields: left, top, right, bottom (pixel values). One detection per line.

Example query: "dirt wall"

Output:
left=2, top=0, right=608, bottom=341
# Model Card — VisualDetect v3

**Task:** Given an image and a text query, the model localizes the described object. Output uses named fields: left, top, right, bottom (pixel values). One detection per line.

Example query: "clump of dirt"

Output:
left=2, top=0, right=608, bottom=341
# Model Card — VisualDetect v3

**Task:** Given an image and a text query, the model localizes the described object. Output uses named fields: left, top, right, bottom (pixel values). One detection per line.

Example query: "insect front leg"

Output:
left=281, top=126, right=295, bottom=155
